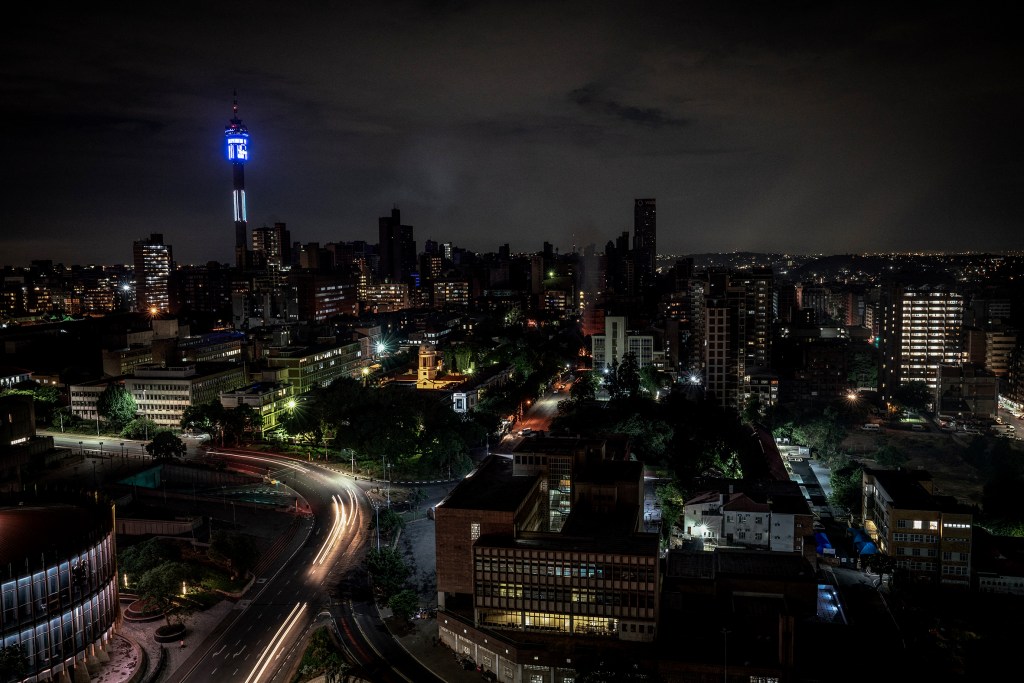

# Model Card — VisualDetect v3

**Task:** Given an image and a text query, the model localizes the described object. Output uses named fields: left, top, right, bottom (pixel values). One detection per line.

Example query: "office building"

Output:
left=434, top=440, right=660, bottom=683
left=861, top=467, right=973, bottom=587
left=132, top=233, right=172, bottom=315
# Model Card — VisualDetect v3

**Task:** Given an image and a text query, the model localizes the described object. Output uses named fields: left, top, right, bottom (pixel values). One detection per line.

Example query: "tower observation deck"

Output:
left=225, top=93, right=250, bottom=269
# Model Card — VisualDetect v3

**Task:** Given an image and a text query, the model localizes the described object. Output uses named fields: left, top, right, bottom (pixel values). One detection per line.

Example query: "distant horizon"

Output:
left=4, top=248, right=1023, bottom=271
left=6, top=5, right=1022, bottom=267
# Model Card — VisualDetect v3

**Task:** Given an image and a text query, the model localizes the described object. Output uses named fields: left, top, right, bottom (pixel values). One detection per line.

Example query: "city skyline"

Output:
left=3, top=3, right=1021, bottom=267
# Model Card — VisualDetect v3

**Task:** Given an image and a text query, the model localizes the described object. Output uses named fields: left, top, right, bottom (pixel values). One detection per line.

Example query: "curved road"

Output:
left=45, top=434, right=446, bottom=683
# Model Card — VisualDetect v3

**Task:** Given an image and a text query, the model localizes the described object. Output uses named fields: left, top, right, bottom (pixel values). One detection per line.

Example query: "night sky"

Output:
left=3, top=2, right=1021, bottom=267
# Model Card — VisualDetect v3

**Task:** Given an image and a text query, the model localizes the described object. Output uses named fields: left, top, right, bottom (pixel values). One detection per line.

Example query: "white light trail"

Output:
left=242, top=601, right=307, bottom=683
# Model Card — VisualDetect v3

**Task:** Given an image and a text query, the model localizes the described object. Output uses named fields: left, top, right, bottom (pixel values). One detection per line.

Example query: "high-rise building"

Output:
left=378, top=207, right=416, bottom=285
left=704, top=273, right=747, bottom=412
left=133, top=233, right=172, bottom=314
left=633, top=198, right=656, bottom=290
left=252, top=222, right=291, bottom=270
left=224, top=92, right=251, bottom=270
left=879, top=279, right=964, bottom=400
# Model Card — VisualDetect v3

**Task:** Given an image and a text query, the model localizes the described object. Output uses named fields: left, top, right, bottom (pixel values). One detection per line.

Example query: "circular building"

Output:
left=1, top=490, right=118, bottom=683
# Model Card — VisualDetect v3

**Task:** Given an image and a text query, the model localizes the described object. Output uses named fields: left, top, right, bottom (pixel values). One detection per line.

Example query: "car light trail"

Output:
left=312, top=495, right=345, bottom=566
left=242, top=601, right=307, bottom=683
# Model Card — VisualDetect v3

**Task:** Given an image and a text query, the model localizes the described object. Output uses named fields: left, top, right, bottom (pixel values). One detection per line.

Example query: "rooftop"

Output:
left=436, top=455, right=539, bottom=513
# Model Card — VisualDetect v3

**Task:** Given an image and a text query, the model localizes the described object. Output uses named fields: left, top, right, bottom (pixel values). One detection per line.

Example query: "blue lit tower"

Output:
left=225, top=92, right=250, bottom=269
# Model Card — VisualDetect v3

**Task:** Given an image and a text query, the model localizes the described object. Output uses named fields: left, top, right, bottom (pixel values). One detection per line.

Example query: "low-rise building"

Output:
left=435, top=440, right=659, bottom=683
left=862, top=467, right=973, bottom=588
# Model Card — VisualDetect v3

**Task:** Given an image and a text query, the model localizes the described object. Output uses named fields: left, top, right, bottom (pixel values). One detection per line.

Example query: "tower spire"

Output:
left=225, top=92, right=251, bottom=269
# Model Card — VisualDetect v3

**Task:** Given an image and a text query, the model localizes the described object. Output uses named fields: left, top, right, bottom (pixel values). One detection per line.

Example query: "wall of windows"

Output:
left=0, top=501, right=118, bottom=680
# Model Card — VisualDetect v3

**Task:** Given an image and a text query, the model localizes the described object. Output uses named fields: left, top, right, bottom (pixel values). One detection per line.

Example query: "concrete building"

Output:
left=591, top=316, right=655, bottom=374
left=132, top=233, right=173, bottom=315
left=265, top=342, right=363, bottom=395
left=934, top=364, right=999, bottom=418
left=434, top=440, right=660, bottom=683
left=124, top=363, right=247, bottom=428
left=879, top=280, right=964, bottom=401
left=861, top=467, right=973, bottom=588
left=681, top=479, right=816, bottom=560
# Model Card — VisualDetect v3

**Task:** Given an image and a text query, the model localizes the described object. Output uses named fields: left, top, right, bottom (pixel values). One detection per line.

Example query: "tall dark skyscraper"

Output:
left=224, top=92, right=250, bottom=270
left=378, top=207, right=416, bottom=284
left=633, top=198, right=656, bottom=290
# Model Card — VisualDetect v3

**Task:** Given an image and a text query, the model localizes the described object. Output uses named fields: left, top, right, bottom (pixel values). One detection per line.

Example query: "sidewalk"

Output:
left=378, top=486, right=485, bottom=683
left=118, top=599, right=236, bottom=683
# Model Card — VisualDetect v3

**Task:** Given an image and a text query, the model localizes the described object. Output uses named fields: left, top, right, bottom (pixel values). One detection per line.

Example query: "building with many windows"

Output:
left=264, top=341, right=363, bottom=395
left=861, top=467, right=973, bottom=587
left=879, top=279, right=964, bottom=401
left=681, top=479, right=816, bottom=560
left=0, top=490, right=119, bottom=683
left=132, top=233, right=173, bottom=315
left=591, top=316, right=655, bottom=374
left=434, top=439, right=660, bottom=683
left=126, top=363, right=247, bottom=428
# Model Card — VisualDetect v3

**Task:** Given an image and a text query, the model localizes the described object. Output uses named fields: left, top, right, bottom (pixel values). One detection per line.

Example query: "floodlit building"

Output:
left=0, top=490, right=119, bottom=683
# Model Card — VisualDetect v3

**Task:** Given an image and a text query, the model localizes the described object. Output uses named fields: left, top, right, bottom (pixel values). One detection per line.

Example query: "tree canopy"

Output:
left=97, top=384, right=137, bottom=428
left=146, top=431, right=187, bottom=461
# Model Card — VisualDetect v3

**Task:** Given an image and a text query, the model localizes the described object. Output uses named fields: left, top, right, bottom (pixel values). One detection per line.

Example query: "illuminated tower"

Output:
left=225, top=92, right=250, bottom=269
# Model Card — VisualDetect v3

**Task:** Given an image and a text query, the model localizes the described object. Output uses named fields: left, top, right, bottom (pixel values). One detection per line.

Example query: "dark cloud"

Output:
left=1, top=1, right=1022, bottom=265
left=569, top=83, right=689, bottom=128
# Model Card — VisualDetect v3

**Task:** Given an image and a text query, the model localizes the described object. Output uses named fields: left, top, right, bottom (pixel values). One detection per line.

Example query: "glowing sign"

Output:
left=226, top=134, right=249, bottom=162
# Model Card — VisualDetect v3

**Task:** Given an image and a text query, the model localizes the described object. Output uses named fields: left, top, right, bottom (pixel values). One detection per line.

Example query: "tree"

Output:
left=612, top=352, right=642, bottom=400
left=121, top=416, right=158, bottom=440
left=387, top=588, right=421, bottom=622
left=741, top=395, right=763, bottom=424
left=298, top=627, right=348, bottom=682
left=372, top=508, right=406, bottom=543
left=891, top=381, right=931, bottom=414
left=615, top=414, right=672, bottom=464
left=0, top=645, right=28, bottom=680
left=97, top=384, right=138, bottom=429
left=135, top=561, right=193, bottom=626
left=209, top=531, right=260, bottom=580
left=365, top=547, right=411, bottom=603
left=409, top=487, right=428, bottom=512
left=570, top=372, right=598, bottom=403
left=120, top=538, right=178, bottom=577
left=827, top=460, right=864, bottom=518
left=873, top=444, right=908, bottom=468
left=146, top=431, right=187, bottom=461
left=654, top=481, right=685, bottom=540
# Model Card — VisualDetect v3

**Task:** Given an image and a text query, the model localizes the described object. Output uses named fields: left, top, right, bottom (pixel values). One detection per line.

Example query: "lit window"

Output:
left=470, top=522, right=481, bottom=541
